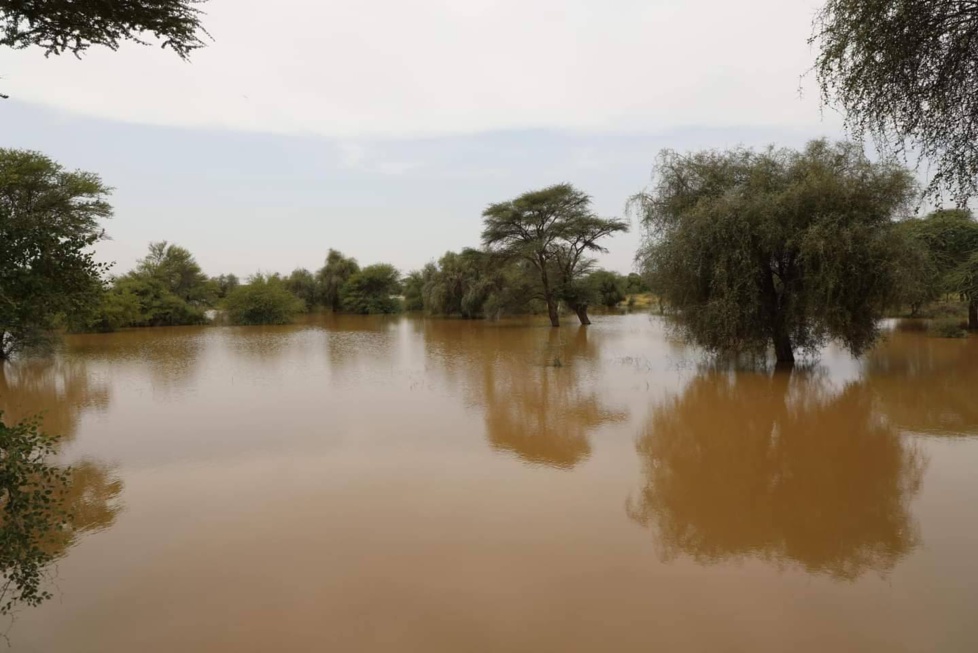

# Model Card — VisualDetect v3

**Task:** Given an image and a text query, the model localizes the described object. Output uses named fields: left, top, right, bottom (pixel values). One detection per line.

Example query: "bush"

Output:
left=340, top=264, right=402, bottom=315
left=225, top=275, right=305, bottom=325
left=928, top=318, right=967, bottom=339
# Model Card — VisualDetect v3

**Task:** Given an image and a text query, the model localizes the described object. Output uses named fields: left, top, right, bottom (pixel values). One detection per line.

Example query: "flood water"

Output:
left=1, top=313, right=977, bottom=652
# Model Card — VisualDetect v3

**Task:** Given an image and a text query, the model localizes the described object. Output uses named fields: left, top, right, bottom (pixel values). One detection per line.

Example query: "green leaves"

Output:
left=0, top=0, right=209, bottom=59
left=225, top=274, right=305, bottom=325
left=0, top=149, right=111, bottom=358
left=813, top=0, right=978, bottom=202
left=633, top=140, right=917, bottom=363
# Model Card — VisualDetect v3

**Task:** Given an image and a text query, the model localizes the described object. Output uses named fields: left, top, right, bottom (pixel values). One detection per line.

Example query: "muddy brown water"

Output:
left=1, top=314, right=977, bottom=652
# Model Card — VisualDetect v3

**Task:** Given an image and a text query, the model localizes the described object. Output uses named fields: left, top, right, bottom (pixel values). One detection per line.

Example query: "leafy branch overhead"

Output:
left=0, top=0, right=209, bottom=59
left=813, top=0, right=978, bottom=203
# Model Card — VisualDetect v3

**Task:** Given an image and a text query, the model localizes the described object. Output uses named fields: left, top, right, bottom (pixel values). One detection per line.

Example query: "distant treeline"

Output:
left=76, top=240, right=650, bottom=331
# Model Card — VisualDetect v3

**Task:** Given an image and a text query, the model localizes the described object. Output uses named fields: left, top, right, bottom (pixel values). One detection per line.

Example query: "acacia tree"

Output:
left=632, top=140, right=916, bottom=366
left=0, top=149, right=111, bottom=359
left=0, top=0, right=208, bottom=58
left=481, top=184, right=627, bottom=327
left=812, top=0, right=978, bottom=202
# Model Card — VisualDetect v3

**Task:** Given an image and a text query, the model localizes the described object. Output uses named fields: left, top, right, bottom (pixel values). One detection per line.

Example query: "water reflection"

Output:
left=867, top=332, right=978, bottom=437
left=423, top=322, right=627, bottom=468
left=45, top=461, right=124, bottom=557
left=0, top=360, right=109, bottom=440
left=68, top=328, right=205, bottom=394
left=628, top=371, right=924, bottom=580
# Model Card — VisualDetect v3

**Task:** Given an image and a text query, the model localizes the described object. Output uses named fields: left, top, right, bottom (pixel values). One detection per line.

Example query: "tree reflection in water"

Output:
left=0, top=360, right=109, bottom=440
left=628, top=371, right=924, bottom=580
left=423, top=322, right=627, bottom=469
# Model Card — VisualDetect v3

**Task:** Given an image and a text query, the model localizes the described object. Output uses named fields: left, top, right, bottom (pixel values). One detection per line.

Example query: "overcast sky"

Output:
left=2, top=0, right=841, bottom=277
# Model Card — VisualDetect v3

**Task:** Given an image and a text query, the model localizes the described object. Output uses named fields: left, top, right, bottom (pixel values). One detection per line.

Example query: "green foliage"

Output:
left=284, top=268, right=318, bottom=310
left=587, top=270, right=627, bottom=308
left=0, top=0, right=208, bottom=60
left=929, top=318, right=967, bottom=339
left=900, top=209, right=978, bottom=328
left=136, top=241, right=214, bottom=306
left=80, top=241, right=216, bottom=331
left=813, top=0, right=978, bottom=202
left=481, top=183, right=628, bottom=326
left=625, top=272, right=650, bottom=295
left=402, top=268, right=430, bottom=312
left=339, top=264, right=402, bottom=315
left=317, top=250, right=360, bottom=312
left=212, top=274, right=240, bottom=300
left=408, top=250, right=538, bottom=319
left=0, top=149, right=111, bottom=358
left=224, top=274, right=305, bottom=325
left=0, top=413, right=70, bottom=616
left=632, top=139, right=916, bottom=364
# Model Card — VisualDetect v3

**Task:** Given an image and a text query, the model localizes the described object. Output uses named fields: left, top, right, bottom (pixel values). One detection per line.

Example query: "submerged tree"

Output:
left=631, top=140, right=916, bottom=366
left=812, top=0, right=978, bottom=202
left=317, top=250, right=360, bottom=312
left=0, top=149, right=111, bottom=358
left=284, top=268, right=318, bottom=311
left=482, top=184, right=627, bottom=327
left=339, top=264, right=401, bottom=315
left=225, top=274, right=305, bottom=325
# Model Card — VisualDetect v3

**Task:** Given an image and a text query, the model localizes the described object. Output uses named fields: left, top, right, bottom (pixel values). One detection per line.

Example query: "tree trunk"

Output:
left=574, top=304, right=591, bottom=325
left=773, top=329, right=794, bottom=368
left=546, top=299, right=560, bottom=327
left=969, top=300, right=978, bottom=331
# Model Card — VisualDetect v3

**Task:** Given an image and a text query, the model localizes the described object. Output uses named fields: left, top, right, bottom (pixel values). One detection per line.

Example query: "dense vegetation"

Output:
left=632, top=140, right=917, bottom=365
left=225, top=275, right=305, bottom=325
left=0, top=149, right=110, bottom=359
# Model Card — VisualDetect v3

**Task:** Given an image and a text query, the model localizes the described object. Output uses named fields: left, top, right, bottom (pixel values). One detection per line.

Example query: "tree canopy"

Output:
left=339, top=264, right=401, bottom=315
left=0, top=0, right=209, bottom=59
left=481, top=184, right=628, bottom=326
left=812, top=0, right=978, bottom=202
left=0, top=149, right=111, bottom=358
left=225, top=274, right=305, bottom=325
left=317, top=249, right=360, bottom=312
left=632, top=140, right=916, bottom=366
left=896, top=208, right=978, bottom=328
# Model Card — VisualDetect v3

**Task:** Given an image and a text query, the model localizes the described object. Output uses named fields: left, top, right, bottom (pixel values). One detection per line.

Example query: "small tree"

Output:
left=284, top=268, right=318, bottom=310
left=136, top=241, right=214, bottom=306
left=481, top=184, right=627, bottom=326
left=317, top=250, right=360, bottom=312
left=212, top=274, right=240, bottom=300
left=0, top=149, right=111, bottom=358
left=340, top=264, right=401, bottom=315
left=813, top=0, right=978, bottom=202
left=894, top=209, right=978, bottom=325
left=632, top=140, right=916, bottom=366
left=225, top=274, right=305, bottom=325
left=587, top=270, right=627, bottom=308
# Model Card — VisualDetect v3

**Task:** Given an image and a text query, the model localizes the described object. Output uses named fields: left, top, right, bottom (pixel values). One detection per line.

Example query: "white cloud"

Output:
left=3, top=0, right=829, bottom=137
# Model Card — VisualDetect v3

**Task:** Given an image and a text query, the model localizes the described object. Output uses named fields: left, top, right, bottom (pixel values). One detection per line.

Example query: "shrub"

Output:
left=225, top=275, right=305, bottom=325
